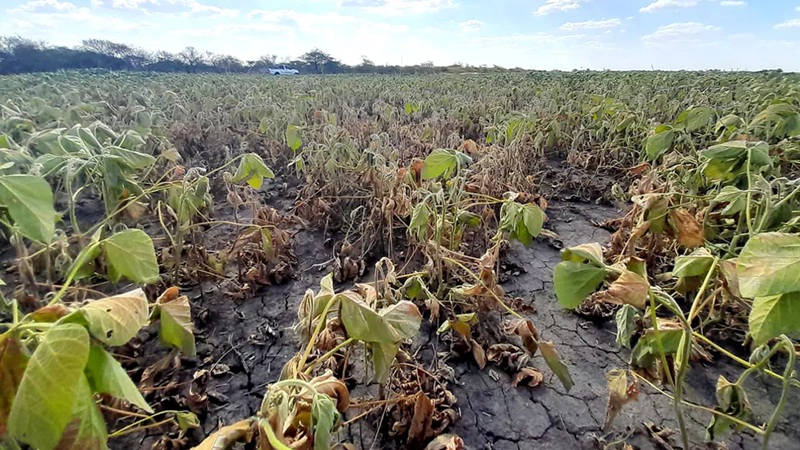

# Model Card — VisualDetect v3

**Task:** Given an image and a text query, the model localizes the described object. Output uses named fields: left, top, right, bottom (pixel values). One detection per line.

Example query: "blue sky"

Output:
left=5, top=0, right=800, bottom=70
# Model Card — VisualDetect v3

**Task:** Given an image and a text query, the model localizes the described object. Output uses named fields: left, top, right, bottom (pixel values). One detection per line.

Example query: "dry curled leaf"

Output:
left=192, top=418, right=255, bottom=450
left=505, top=319, right=540, bottom=356
left=424, top=434, right=465, bottom=450
left=599, top=270, right=649, bottom=309
left=669, top=208, right=704, bottom=248
left=511, top=367, right=543, bottom=388
left=470, top=339, right=486, bottom=369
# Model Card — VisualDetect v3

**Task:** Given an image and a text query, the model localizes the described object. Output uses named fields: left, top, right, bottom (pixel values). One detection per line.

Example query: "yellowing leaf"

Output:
left=80, top=288, right=149, bottom=346
left=738, top=233, right=800, bottom=298
left=562, top=242, right=604, bottom=267
left=601, top=270, right=649, bottom=309
left=748, top=292, right=800, bottom=346
left=54, top=376, right=107, bottom=450
left=604, top=369, right=639, bottom=428
left=9, top=324, right=90, bottom=450
left=159, top=295, right=196, bottom=356
left=192, top=418, right=255, bottom=450
left=340, top=292, right=421, bottom=345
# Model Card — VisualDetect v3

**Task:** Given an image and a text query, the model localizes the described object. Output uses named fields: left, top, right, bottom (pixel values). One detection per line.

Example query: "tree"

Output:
left=178, top=46, right=205, bottom=71
left=207, top=52, right=243, bottom=73
left=299, top=48, right=337, bottom=74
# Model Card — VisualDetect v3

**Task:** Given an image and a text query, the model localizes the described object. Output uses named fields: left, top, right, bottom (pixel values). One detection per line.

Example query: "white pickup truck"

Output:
left=267, top=65, right=299, bottom=75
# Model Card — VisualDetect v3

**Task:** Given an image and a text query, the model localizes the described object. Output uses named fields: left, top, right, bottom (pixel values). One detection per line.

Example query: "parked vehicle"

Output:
left=267, top=65, right=299, bottom=75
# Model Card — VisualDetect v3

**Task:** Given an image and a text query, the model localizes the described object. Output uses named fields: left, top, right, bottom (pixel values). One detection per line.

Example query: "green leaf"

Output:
left=312, top=394, right=339, bottom=450
left=54, top=375, right=107, bottom=450
left=685, top=107, right=714, bottom=132
left=615, top=305, right=638, bottom=349
left=372, top=343, right=400, bottom=384
left=673, top=248, right=715, bottom=278
left=232, top=153, right=275, bottom=189
left=553, top=261, right=607, bottom=309
left=286, top=125, right=302, bottom=152
left=339, top=292, right=421, bottom=344
left=0, top=334, right=28, bottom=434
left=456, top=210, right=481, bottom=229
left=0, top=174, right=57, bottom=243
left=9, top=324, right=90, bottom=450
left=630, top=328, right=683, bottom=368
left=521, top=204, right=545, bottom=238
left=158, top=295, right=196, bottom=356
left=748, top=292, right=800, bottom=346
left=103, top=229, right=159, bottom=284
left=539, top=341, right=574, bottom=391
left=644, top=129, right=674, bottom=161
left=105, top=146, right=156, bottom=170
left=737, top=232, right=800, bottom=298
left=421, top=149, right=458, bottom=180
left=84, top=344, right=152, bottom=412
left=408, top=202, right=430, bottom=240
left=713, top=186, right=747, bottom=216
left=706, top=376, right=750, bottom=440
left=80, top=288, right=149, bottom=346
left=561, top=243, right=605, bottom=267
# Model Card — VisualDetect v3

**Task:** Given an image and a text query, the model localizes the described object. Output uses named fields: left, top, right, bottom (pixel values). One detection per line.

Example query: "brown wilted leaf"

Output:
left=29, top=304, right=71, bottom=322
left=669, top=208, right=704, bottom=248
left=460, top=139, right=479, bottom=155
left=511, top=367, right=543, bottom=388
left=192, top=418, right=255, bottom=450
left=408, top=392, right=434, bottom=445
left=599, top=270, right=649, bottom=309
left=310, top=371, right=350, bottom=413
left=470, top=339, right=486, bottom=369
left=424, top=434, right=465, bottom=450
left=505, top=319, right=540, bottom=356
left=604, top=369, right=639, bottom=428
left=158, top=286, right=181, bottom=304
left=487, top=344, right=529, bottom=372
left=628, top=162, right=651, bottom=176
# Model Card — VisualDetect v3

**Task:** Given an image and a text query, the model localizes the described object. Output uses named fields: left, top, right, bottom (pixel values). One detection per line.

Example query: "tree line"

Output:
left=0, top=36, right=520, bottom=75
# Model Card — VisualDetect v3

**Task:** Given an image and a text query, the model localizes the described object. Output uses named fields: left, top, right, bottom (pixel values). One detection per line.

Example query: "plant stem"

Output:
left=303, top=337, right=354, bottom=374
left=297, top=296, right=337, bottom=371
left=762, top=337, right=795, bottom=450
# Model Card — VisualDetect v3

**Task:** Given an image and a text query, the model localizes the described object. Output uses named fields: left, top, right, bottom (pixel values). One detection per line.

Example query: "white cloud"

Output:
left=642, top=22, right=721, bottom=39
left=719, top=1, right=746, bottom=6
left=90, top=0, right=104, bottom=6
left=560, top=18, right=621, bottom=31
left=775, top=19, right=800, bottom=29
left=640, top=0, right=699, bottom=13
left=459, top=19, right=484, bottom=32
left=11, top=0, right=78, bottom=13
left=110, top=0, right=238, bottom=17
left=338, top=0, right=456, bottom=15
left=535, top=0, right=583, bottom=16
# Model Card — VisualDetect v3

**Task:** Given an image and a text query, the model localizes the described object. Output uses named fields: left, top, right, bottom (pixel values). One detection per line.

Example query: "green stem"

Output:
left=745, top=147, right=754, bottom=236
left=762, top=336, right=795, bottom=450
left=297, top=296, right=338, bottom=371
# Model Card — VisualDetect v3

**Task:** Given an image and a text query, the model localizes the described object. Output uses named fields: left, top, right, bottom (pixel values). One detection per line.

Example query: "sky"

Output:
left=4, top=0, right=800, bottom=70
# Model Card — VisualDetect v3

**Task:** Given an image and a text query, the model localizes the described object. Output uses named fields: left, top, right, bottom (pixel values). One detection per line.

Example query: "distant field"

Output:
left=1, top=70, right=799, bottom=450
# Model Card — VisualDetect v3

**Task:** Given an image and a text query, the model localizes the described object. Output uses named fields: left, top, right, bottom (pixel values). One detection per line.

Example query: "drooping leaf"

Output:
left=521, top=204, right=545, bottom=238
left=713, top=186, right=747, bottom=216
left=339, top=292, right=421, bottom=345
left=103, top=229, right=159, bottom=284
left=158, top=295, right=196, bottom=356
left=421, top=149, right=470, bottom=180
left=232, top=153, right=274, bottom=189
left=684, top=106, right=715, bottom=132
left=539, top=341, right=573, bottom=391
left=738, top=233, right=800, bottom=298
left=0, top=334, right=28, bottom=434
left=193, top=418, right=255, bottom=450
left=630, top=328, right=683, bottom=368
left=673, top=248, right=716, bottom=278
left=604, top=369, right=639, bottom=428
left=553, top=261, right=607, bottom=309
left=600, top=270, right=649, bottom=309
left=645, top=129, right=674, bottom=161
left=408, top=392, right=434, bottom=445
left=286, top=125, right=302, bottom=152
left=706, top=376, right=751, bottom=440
left=312, top=394, right=339, bottom=450
left=372, top=343, right=399, bottom=384
left=80, top=288, right=149, bottom=346
left=84, top=344, right=151, bottom=412
left=9, top=324, right=90, bottom=450
left=561, top=242, right=605, bottom=267
left=615, top=305, right=639, bottom=349
left=408, top=202, right=430, bottom=240
left=105, top=146, right=156, bottom=170
left=53, top=375, right=107, bottom=450
left=0, top=174, right=56, bottom=243
left=644, top=196, right=669, bottom=234
left=748, top=292, right=800, bottom=346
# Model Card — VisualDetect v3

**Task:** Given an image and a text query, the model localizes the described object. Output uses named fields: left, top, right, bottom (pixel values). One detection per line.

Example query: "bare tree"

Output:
left=178, top=46, right=205, bottom=71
